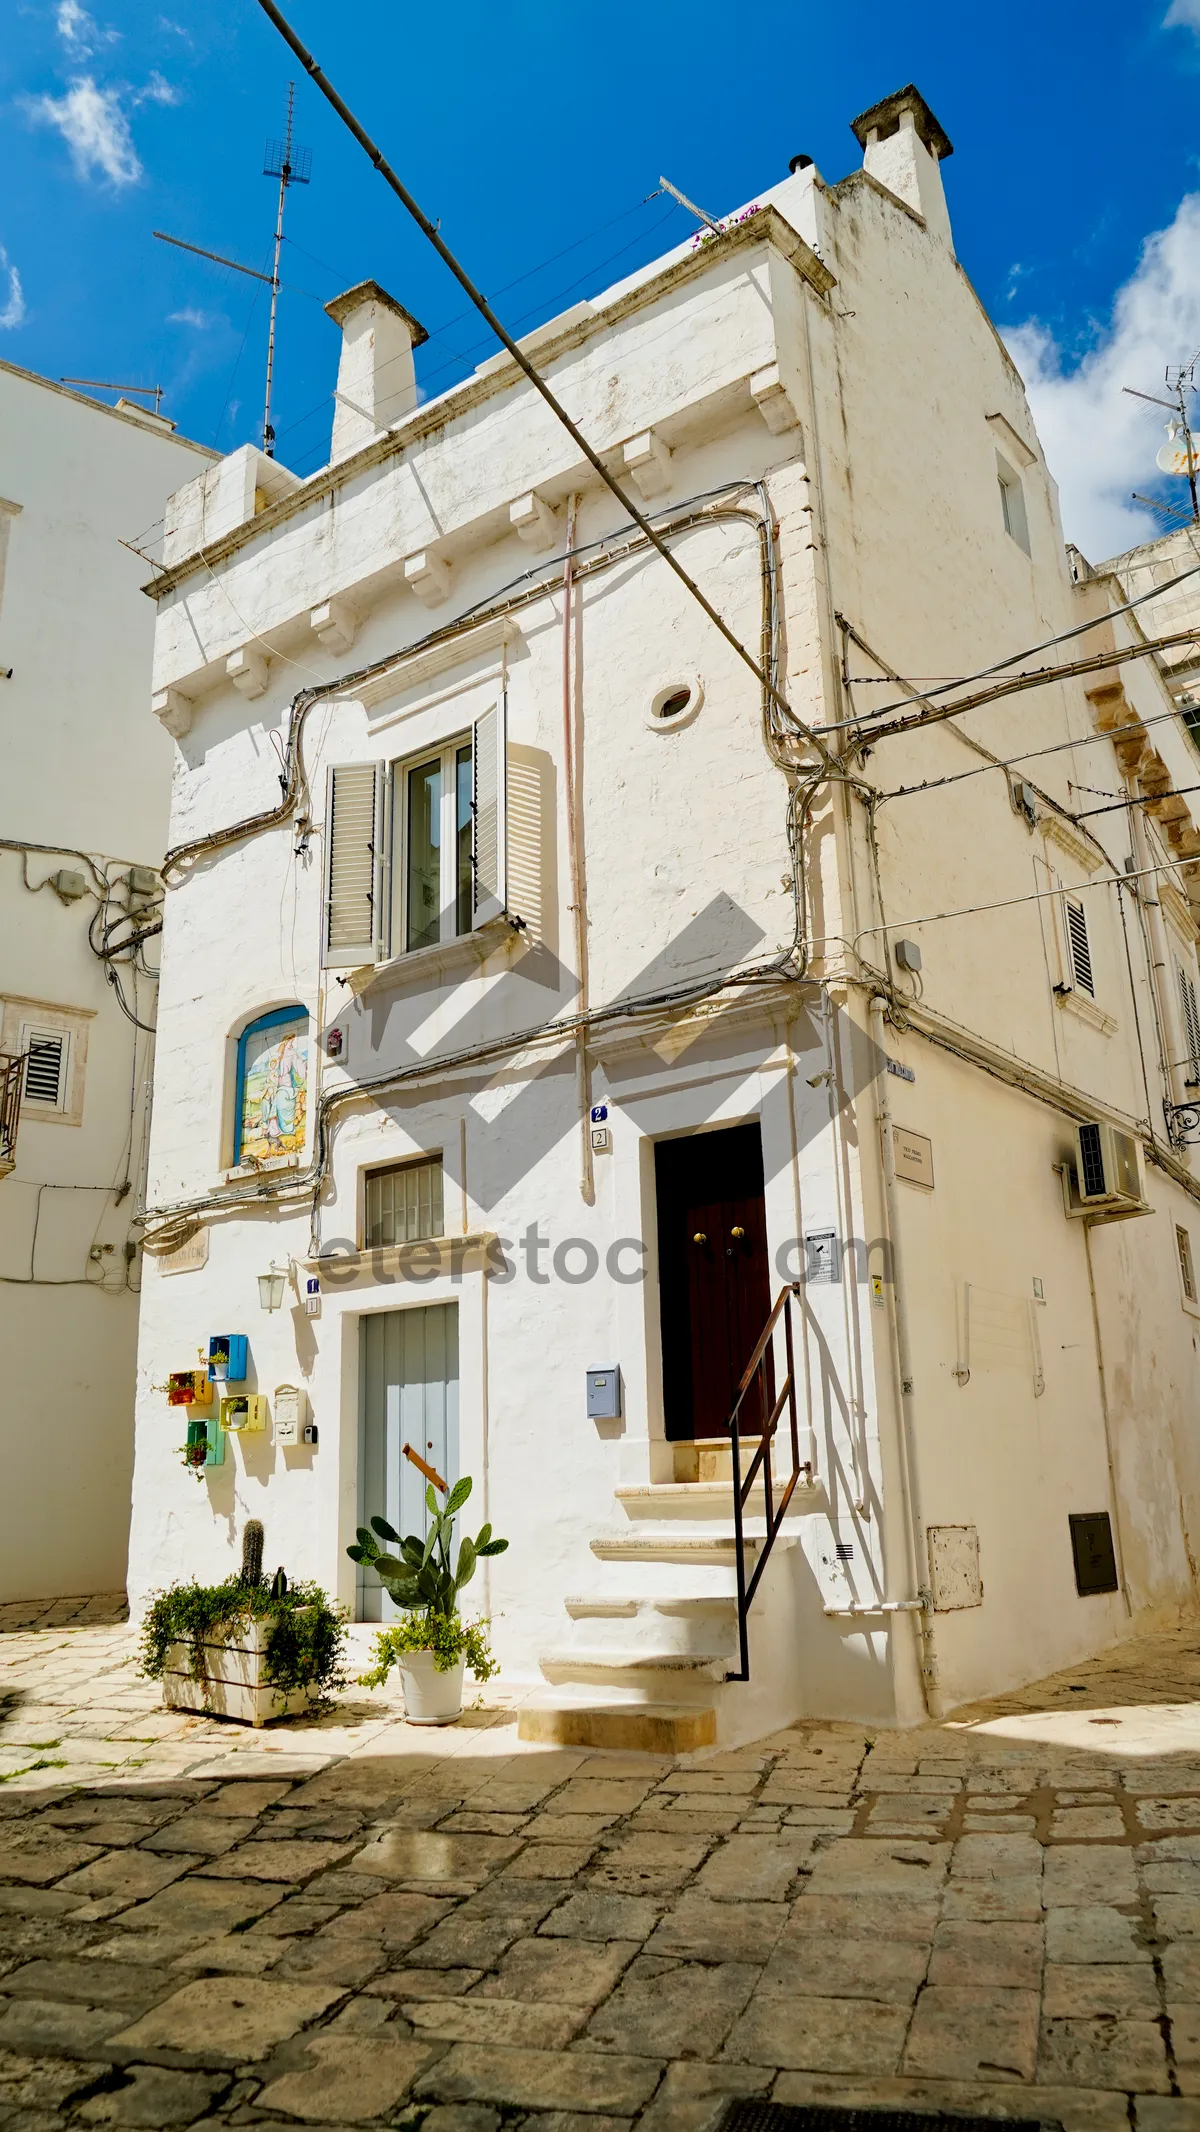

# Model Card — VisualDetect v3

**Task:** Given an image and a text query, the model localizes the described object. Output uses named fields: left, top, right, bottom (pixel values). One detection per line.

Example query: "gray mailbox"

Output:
left=586, top=1366, right=622, bottom=1420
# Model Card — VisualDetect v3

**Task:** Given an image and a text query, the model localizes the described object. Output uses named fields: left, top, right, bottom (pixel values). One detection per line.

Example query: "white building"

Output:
left=0, top=364, right=213, bottom=1605
left=130, top=86, right=1200, bottom=1744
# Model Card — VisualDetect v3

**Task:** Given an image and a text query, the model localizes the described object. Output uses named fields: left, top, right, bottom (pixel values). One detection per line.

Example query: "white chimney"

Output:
left=324, top=280, right=428, bottom=459
left=850, top=85, right=954, bottom=251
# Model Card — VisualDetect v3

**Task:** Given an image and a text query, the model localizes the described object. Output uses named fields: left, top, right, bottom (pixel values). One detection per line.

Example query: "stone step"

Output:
left=562, top=1593, right=737, bottom=1657
left=672, top=1440, right=734, bottom=1483
left=516, top=1691, right=718, bottom=1753
left=613, top=1478, right=823, bottom=1523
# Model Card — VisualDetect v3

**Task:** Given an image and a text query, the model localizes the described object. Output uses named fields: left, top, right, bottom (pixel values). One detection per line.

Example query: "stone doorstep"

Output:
left=517, top=1698, right=718, bottom=1754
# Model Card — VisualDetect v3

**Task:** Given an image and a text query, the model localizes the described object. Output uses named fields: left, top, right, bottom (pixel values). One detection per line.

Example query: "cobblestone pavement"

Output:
left=5, top=1616, right=1200, bottom=2132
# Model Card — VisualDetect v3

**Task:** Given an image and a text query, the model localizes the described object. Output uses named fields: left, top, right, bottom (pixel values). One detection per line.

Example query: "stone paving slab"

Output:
left=6, top=1613, right=1200, bottom=2123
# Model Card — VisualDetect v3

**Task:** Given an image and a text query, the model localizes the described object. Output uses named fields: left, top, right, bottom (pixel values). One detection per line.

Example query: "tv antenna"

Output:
left=261, top=82, right=311, bottom=456
left=62, top=378, right=165, bottom=417
left=151, top=82, right=310, bottom=458
left=1123, top=347, right=1200, bottom=525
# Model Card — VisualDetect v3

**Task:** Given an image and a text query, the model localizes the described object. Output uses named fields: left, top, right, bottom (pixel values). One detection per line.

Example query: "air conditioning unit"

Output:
left=1074, top=1121, right=1143, bottom=1208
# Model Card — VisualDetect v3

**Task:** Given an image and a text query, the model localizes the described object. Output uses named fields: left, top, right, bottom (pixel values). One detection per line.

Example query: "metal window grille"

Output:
left=23, top=1031, right=65, bottom=1107
left=1065, top=898, right=1094, bottom=996
left=364, top=1156, right=444, bottom=1248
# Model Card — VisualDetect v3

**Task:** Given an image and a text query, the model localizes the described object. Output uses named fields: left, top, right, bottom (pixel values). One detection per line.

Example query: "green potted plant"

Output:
left=139, top=1521, right=347, bottom=1726
left=349, top=1475, right=507, bottom=1724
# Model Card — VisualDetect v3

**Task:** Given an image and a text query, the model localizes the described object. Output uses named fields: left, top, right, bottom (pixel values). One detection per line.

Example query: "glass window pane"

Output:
left=365, top=1156, right=445, bottom=1247
left=407, top=758, right=442, bottom=952
left=456, top=745, right=473, bottom=937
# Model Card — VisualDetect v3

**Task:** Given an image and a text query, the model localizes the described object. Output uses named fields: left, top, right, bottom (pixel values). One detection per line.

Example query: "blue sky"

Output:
left=4, top=0, right=1200, bottom=557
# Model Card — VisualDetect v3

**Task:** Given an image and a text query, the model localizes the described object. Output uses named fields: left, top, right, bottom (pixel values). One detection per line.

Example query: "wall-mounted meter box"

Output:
left=274, top=1385, right=308, bottom=1444
left=586, top=1366, right=622, bottom=1420
left=168, top=1370, right=211, bottom=1407
left=208, top=1334, right=248, bottom=1383
left=220, top=1393, right=267, bottom=1433
left=185, top=1415, right=224, bottom=1468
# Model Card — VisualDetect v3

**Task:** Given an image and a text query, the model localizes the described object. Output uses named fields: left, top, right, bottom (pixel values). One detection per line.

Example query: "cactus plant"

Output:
left=347, top=1476, right=507, bottom=1620
left=241, top=1519, right=265, bottom=1588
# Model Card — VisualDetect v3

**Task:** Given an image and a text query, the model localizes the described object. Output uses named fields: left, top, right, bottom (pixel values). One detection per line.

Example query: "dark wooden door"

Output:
left=655, top=1123, right=773, bottom=1439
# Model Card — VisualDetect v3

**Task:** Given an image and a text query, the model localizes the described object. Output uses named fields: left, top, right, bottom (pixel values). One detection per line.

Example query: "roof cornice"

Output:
left=144, top=205, right=835, bottom=600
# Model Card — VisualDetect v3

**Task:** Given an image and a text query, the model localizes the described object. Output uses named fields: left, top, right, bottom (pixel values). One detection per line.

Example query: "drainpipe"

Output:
left=562, top=494, right=594, bottom=1205
left=1129, top=794, right=1189, bottom=1115
left=869, top=992, right=942, bottom=1718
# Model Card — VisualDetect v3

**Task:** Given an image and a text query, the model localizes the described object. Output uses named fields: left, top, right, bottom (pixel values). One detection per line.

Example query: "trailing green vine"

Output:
left=358, top=1609, right=498, bottom=1684
left=138, top=1578, right=347, bottom=1702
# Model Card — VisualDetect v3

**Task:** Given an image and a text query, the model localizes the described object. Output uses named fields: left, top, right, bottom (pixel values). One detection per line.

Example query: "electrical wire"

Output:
left=874, top=701, right=1200, bottom=804
left=251, top=0, right=827, bottom=756
left=822, top=558, right=1200, bottom=736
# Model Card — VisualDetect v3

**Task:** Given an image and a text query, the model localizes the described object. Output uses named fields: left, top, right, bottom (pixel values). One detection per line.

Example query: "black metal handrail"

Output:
left=726, top=1281, right=811, bottom=1681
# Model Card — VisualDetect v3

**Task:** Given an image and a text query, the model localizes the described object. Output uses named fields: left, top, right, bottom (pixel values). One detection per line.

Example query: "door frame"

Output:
left=651, top=1115, right=773, bottom=1442
left=336, top=1275, right=489, bottom=1619
left=357, top=1301, right=461, bottom=1621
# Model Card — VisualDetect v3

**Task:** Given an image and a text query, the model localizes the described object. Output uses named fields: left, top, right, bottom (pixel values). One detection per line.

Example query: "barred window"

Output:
left=364, top=1155, right=444, bottom=1248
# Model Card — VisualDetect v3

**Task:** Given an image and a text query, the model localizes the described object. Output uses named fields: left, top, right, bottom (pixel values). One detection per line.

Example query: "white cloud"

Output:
left=55, top=0, right=119, bottom=56
left=21, top=73, right=169, bottom=186
left=1005, top=193, right=1200, bottom=563
left=1164, top=0, right=1200, bottom=28
left=133, top=69, right=178, bottom=106
left=0, top=249, right=25, bottom=330
left=168, top=306, right=220, bottom=329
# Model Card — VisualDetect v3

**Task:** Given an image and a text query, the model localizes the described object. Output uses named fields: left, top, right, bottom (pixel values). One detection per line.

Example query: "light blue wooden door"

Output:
left=359, top=1304, right=460, bottom=1622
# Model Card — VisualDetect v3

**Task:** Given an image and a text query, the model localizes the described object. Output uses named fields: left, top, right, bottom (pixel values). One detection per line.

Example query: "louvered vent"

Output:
left=24, top=1033, right=65, bottom=1107
left=1065, top=899, right=1094, bottom=995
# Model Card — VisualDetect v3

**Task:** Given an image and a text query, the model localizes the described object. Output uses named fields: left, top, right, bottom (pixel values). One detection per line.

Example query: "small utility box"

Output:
left=587, top=1366, right=622, bottom=1420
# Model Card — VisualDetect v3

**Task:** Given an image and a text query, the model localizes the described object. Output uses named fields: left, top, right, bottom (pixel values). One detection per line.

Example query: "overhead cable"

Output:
left=251, top=0, right=828, bottom=760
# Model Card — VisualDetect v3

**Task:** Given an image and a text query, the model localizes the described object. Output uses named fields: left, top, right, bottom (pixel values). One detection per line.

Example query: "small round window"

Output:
left=645, top=675, right=703, bottom=732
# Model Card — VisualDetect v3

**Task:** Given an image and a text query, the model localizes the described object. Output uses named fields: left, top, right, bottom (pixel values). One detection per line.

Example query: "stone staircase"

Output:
left=517, top=1441, right=825, bottom=1753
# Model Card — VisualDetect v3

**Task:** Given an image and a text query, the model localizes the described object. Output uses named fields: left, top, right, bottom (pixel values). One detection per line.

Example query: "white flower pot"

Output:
left=398, top=1648, right=466, bottom=1724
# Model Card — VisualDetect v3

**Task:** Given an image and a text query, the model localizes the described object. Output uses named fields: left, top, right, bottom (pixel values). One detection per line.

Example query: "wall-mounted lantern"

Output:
left=258, top=1263, right=287, bottom=1313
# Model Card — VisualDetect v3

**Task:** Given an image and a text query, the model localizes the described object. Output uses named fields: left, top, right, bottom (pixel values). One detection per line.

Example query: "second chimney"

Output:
left=324, top=280, right=428, bottom=459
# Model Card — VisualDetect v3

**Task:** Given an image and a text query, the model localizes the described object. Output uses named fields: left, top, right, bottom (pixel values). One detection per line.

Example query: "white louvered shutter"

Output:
left=1179, top=962, right=1200, bottom=1083
left=323, top=763, right=383, bottom=966
left=471, top=702, right=507, bottom=928
left=1064, top=897, right=1094, bottom=996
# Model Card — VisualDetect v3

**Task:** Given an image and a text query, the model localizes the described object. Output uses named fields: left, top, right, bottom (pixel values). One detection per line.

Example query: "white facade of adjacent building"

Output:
left=129, top=87, right=1200, bottom=1743
left=0, top=364, right=214, bottom=1604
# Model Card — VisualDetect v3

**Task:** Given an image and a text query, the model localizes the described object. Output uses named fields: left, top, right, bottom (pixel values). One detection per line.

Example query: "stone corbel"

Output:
left=622, top=430, right=672, bottom=499
left=226, top=647, right=268, bottom=700
left=310, top=597, right=358, bottom=654
left=152, top=687, right=193, bottom=739
left=750, top=364, right=802, bottom=436
left=510, top=492, right=559, bottom=552
left=404, top=550, right=451, bottom=607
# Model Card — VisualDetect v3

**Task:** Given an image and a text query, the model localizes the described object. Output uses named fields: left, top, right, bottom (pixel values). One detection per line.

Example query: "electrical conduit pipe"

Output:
left=869, top=992, right=943, bottom=1718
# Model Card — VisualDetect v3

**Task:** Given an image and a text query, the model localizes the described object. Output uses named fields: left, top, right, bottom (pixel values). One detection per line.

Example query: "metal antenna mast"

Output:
left=261, top=83, right=311, bottom=457
left=1124, top=347, right=1200, bottom=526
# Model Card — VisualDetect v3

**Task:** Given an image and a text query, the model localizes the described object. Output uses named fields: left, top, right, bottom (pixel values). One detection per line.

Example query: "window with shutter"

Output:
left=323, top=763, right=382, bottom=966
left=1065, top=898, right=1094, bottom=996
left=1178, top=962, right=1200, bottom=1084
left=22, top=1029, right=67, bottom=1109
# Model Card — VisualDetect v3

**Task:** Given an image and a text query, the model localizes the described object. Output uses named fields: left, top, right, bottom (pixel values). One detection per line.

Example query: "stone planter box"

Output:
left=161, top=1613, right=317, bottom=1727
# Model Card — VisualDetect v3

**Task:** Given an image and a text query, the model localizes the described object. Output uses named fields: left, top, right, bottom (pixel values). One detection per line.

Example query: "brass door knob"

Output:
left=730, top=1225, right=746, bottom=1239
left=692, top=1231, right=707, bottom=1245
